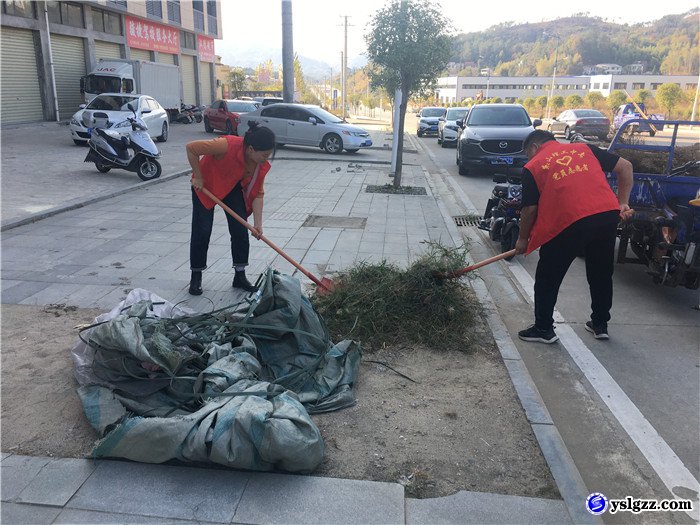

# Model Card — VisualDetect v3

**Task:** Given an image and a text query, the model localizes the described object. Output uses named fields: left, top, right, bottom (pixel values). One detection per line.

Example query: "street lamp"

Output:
left=543, top=32, right=560, bottom=120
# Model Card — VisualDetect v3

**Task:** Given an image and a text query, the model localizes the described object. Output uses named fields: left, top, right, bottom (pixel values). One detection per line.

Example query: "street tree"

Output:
left=536, top=96, right=548, bottom=116
left=565, top=94, right=583, bottom=108
left=228, top=68, right=246, bottom=97
left=365, top=0, right=452, bottom=187
left=552, top=95, right=565, bottom=113
left=635, top=89, right=652, bottom=104
left=655, top=83, right=685, bottom=118
left=607, top=90, right=628, bottom=113
left=584, top=91, right=605, bottom=110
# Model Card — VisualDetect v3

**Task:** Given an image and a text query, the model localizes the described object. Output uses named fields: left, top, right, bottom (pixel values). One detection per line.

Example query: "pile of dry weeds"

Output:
left=614, top=139, right=699, bottom=175
left=311, top=242, right=482, bottom=352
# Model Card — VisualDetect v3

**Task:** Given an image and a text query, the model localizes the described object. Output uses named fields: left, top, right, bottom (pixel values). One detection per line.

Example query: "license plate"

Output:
left=491, top=156, right=513, bottom=165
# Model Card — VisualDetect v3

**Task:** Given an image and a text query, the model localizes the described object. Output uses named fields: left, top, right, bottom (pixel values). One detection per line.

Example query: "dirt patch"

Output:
left=312, top=343, right=558, bottom=499
left=1, top=303, right=558, bottom=500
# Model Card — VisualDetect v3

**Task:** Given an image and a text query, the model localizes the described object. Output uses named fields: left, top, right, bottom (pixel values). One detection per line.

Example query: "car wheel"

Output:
left=136, top=158, right=162, bottom=181
left=73, top=139, right=87, bottom=146
left=441, top=139, right=448, bottom=148
left=225, top=120, right=234, bottom=135
left=156, top=122, right=168, bottom=143
left=322, top=133, right=343, bottom=154
left=95, top=161, right=111, bottom=173
left=276, top=143, right=285, bottom=148
left=417, top=130, right=423, bottom=137
left=204, top=118, right=213, bottom=133
left=346, top=149, right=359, bottom=153
left=457, top=147, right=469, bottom=175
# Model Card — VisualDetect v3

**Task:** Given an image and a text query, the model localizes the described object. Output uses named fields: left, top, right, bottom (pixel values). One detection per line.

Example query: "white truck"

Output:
left=80, top=58, right=181, bottom=119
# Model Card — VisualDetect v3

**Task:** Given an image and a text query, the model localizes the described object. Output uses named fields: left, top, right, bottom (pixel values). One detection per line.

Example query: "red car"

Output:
left=203, top=99, right=260, bottom=135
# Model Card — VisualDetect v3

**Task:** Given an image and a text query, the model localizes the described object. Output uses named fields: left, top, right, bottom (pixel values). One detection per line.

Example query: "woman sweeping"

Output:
left=186, top=121, right=275, bottom=295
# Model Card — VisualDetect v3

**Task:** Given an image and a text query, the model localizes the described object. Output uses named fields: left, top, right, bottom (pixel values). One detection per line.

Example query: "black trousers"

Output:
left=534, top=210, right=619, bottom=330
left=190, top=184, right=249, bottom=271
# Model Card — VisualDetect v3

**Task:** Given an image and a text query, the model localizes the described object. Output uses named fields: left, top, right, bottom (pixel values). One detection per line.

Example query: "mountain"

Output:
left=214, top=40, right=367, bottom=80
left=448, top=9, right=699, bottom=76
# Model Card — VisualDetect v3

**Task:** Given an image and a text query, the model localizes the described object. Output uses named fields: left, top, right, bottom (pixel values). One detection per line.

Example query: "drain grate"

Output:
left=453, top=215, right=481, bottom=227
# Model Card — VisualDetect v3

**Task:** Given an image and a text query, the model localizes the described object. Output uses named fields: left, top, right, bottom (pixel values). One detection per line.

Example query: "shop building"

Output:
left=1, top=0, right=222, bottom=124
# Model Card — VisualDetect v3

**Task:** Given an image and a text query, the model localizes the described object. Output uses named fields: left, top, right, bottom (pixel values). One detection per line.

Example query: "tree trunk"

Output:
left=393, top=85, right=409, bottom=188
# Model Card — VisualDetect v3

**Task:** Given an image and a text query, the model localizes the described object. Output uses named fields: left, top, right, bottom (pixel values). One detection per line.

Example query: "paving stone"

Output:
left=1, top=502, right=62, bottom=525
left=54, top=508, right=220, bottom=524
left=1, top=455, right=52, bottom=501
left=1, top=281, right=52, bottom=304
left=233, top=473, right=405, bottom=525
left=66, top=461, right=250, bottom=523
left=405, top=490, right=571, bottom=524
left=15, top=458, right=96, bottom=506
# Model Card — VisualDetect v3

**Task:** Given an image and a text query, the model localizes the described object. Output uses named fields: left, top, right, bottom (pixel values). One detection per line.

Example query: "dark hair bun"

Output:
left=243, top=120, right=276, bottom=151
left=247, top=120, right=260, bottom=133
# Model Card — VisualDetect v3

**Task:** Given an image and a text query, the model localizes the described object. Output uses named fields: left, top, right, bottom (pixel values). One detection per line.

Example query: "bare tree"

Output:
left=365, top=0, right=452, bottom=187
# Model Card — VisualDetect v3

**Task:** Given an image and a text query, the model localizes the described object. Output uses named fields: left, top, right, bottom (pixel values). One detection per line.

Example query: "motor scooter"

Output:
left=478, top=173, right=522, bottom=259
left=83, top=104, right=162, bottom=181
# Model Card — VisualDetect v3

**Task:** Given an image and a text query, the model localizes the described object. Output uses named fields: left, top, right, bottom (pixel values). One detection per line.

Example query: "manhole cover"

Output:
left=302, top=215, right=367, bottom=229
left=366, top=184, right=427, bottom=195
left=453, top=215, right=481, bottom=227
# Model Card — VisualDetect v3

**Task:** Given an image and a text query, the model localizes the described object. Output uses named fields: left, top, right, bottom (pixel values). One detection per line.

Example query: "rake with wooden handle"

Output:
left=434, top=249, right=517, bottom=281
left=200, top=187, right=335, bottom=293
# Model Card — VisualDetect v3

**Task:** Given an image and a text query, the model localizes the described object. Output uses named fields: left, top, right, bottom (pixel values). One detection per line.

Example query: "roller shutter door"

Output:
left=181, top=55, right=196, bottom=105
left=157, top=53, right=176, bottom=65
left=130, top=48, right=152, bottom=61
left=94, top=40, right=122, bottom=61
left=50, top=34, right=86, bottom=120
left=200, top=62, right=213, bottom=105
left=1, top=27, right=44, bottom=123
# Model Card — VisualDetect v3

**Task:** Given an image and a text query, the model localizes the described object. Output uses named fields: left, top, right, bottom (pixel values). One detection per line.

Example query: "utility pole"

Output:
left=342, top=16, right=349, bottom=119
left=340, top=51, right=344, bottom=115
left=281, top=0, right=294, bottom=103
left=691, top=72, right=700, bottom=123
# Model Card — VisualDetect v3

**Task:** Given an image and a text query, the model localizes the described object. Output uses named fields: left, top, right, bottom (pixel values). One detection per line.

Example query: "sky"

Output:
left=219, top=0, right=699, bottom=66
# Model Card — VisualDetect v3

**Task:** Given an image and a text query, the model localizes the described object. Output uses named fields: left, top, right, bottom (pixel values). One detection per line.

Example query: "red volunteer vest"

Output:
left=194, top=135, right=270, bottom=215
left=525, top=141, right=619, bottom=254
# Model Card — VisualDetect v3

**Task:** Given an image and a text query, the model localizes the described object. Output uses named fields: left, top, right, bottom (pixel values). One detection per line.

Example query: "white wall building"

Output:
left=436, top=74, right=698, bottom=104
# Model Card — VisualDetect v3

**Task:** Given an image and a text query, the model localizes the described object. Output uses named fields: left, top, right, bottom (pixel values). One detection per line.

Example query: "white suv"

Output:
left=438, top=107, right=470, bottom=147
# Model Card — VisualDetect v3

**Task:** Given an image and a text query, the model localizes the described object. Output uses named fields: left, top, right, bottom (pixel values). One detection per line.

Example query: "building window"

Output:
left=92, top=7, right=122, bottom=35
left=167, top=0, right=181, bottom=24
left=192, top=0, right=204, bottom=32
left=686, top=83, right=697, bottom=91
left=632, top=82, right=645, bottom=90
left=180, top=30, right=196, bottom=50
left=593, top=83, right=600, bottom=89
left=2, top=0, right=36, bottom=18
left=146, top=0, right=163, bottom=19
left=613, top=82, right=627, bottom=90
left=106, top=0, right=127, bottom=9
left=651, top=83, right=662, bottom=90
left=206, top=0, right=217, bottom=36
left=602, top=83, right=610, bottom=89
left=47, top=2, right=84, bottom=28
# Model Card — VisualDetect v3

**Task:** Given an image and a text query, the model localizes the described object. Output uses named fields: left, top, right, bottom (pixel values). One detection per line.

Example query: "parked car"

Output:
left=456, top=103, right=541, bottom=176
left=203, top=99, right=260, bottom=134
left=417, top=106, right=446, bottom=137
left=241, top=103, right=372, bottom=154
left=438, top=107, right=470, bottom=147
left=69, top=93, right=169, bottom=145
left=253, top=96, right=284, bottom=106
left=548, top=109, right=610, bottom=140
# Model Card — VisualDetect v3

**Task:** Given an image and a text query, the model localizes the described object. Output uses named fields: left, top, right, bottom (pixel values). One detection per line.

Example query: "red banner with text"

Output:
left=125, top=16, right=179, bottom=54
left=198, top=35, right=215, bottom=63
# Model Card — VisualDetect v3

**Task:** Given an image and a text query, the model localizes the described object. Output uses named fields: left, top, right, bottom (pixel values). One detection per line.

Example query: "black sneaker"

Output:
left=518, top=325, right=559, bottom=344
left=585, top=321, right=609, bottom=340
left=232, top=271, right=257, bottom=293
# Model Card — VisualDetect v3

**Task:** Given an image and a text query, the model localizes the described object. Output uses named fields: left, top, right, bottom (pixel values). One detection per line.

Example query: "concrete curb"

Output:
left=417, top=135, right=599, bottom=525
left=1, top=169, right=192, bottom=232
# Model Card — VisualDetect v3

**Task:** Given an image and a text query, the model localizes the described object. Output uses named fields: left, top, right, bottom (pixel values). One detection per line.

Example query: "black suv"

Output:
left=456, top=104, right=541, bottom=176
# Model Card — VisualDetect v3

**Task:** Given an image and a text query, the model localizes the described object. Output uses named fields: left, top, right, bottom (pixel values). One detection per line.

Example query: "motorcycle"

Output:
left=83, top=104, right=162, bottom=181
left=176, top=103, right=204, bottom=124
left=478, top=173, right=522, bottom=259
